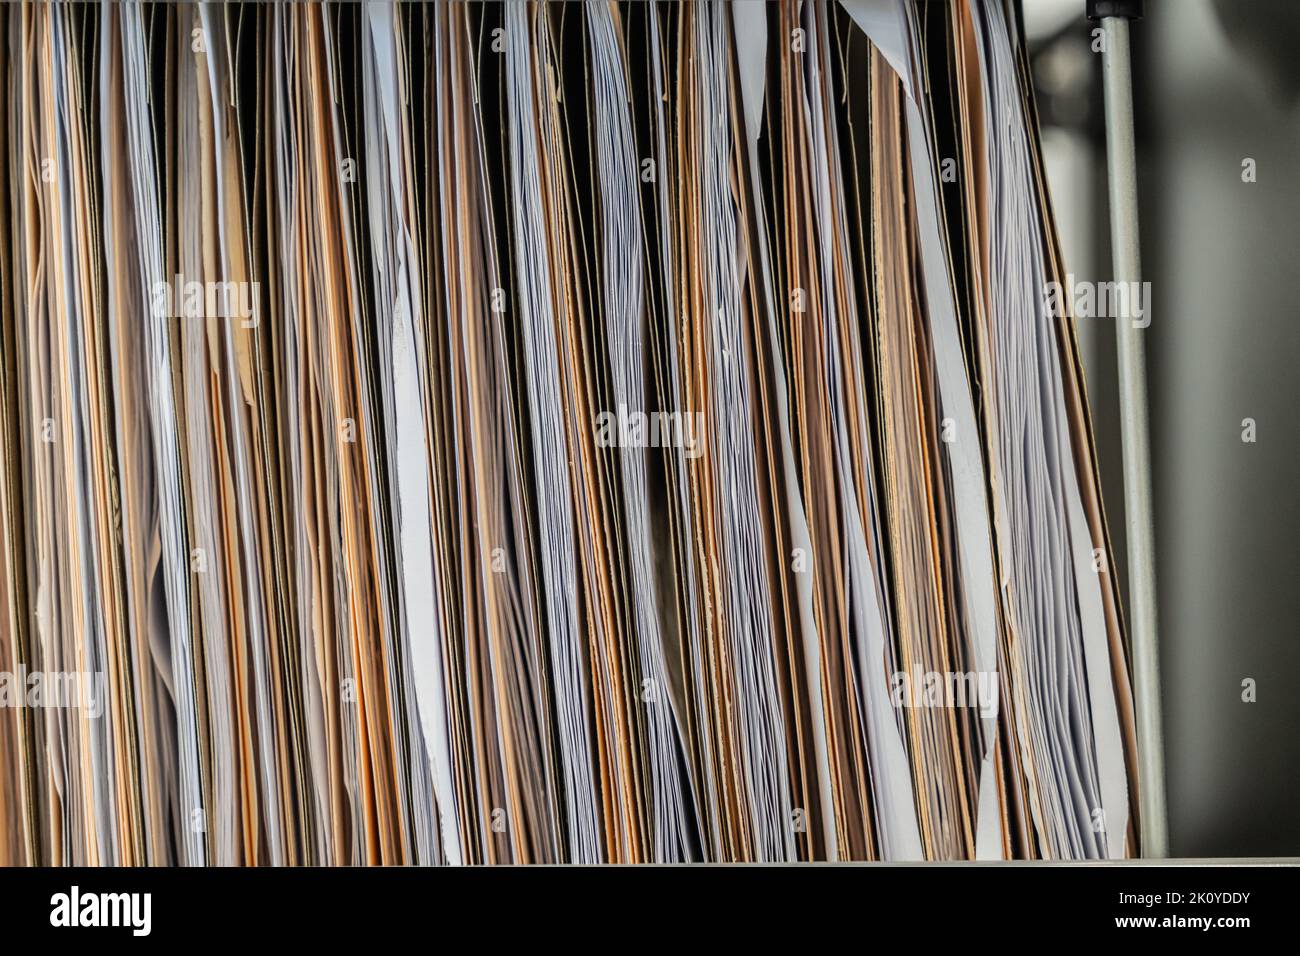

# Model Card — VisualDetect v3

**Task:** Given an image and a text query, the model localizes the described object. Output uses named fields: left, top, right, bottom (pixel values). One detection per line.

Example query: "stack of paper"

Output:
left=0, top=0, right=1137, bottom=865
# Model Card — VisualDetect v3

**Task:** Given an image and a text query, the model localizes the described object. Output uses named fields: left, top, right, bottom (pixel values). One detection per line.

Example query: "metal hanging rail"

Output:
left=1087, top=0, right=1168, bottom=859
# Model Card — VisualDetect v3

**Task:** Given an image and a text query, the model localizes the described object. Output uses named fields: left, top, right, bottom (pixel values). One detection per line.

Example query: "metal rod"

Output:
left=1098, top=14, right=1168, bottom=858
